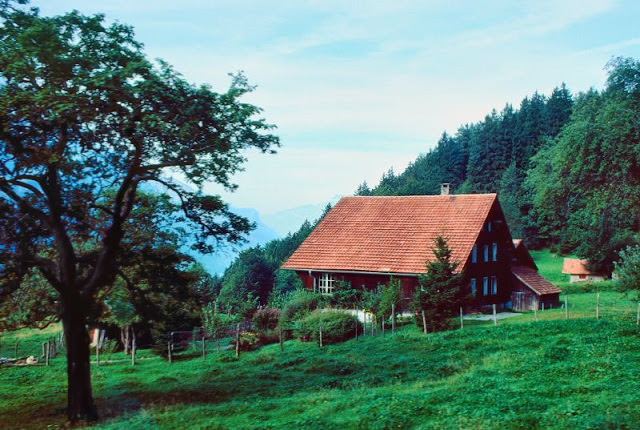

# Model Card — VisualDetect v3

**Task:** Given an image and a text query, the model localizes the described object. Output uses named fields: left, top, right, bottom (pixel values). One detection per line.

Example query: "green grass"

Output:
left=528, top=249, right=627, bottom=295
left=528, top=249, right=571, bottom=284
left=2, top=298, right=640, bottom=429
left=2, top=249, right=639, bottom=429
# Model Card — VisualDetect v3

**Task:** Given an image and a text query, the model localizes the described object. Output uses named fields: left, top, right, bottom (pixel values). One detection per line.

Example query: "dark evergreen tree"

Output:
left=413, top=236, right=466, bottom=331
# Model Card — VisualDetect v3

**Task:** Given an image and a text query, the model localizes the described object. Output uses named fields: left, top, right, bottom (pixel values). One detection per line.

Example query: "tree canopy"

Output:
left=0, top=2, right=278, bottom=421
left=355, top=57, right=640, bottom=273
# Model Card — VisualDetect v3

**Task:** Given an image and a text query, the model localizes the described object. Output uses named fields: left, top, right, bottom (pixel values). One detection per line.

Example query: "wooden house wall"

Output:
left=511, top=275, right=560, bottom=311
left=292, top=199, right=559, bottom=311
left=462, top=200, right=515, bottom=308
left=295, top=270, right=418, bottom=310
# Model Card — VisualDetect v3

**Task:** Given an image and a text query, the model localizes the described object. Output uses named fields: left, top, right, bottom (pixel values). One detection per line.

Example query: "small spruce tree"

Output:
left=413, top=236, right=466, bottom=331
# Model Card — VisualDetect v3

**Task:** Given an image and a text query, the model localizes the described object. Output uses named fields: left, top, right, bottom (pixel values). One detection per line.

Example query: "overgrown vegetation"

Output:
left=293, top=310, right=359, bottom=344
left=1, top=293, right=639, bottom=429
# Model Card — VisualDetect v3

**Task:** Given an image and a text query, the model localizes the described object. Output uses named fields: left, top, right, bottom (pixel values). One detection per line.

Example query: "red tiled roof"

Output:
left=562, top=258, right=599, bottom=275
left=511, top=266, right=562, bottom=296
left=282, top=194, right=496, bottom=275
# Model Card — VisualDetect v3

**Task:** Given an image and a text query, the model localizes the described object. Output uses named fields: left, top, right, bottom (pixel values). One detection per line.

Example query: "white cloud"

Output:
left=204, top=147, right=415, bottom=213
left=36, top=0, right=637, bottom=215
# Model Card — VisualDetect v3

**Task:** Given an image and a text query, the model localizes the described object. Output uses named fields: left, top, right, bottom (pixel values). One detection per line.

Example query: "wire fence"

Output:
left=1, top=293, right=638, bottom=367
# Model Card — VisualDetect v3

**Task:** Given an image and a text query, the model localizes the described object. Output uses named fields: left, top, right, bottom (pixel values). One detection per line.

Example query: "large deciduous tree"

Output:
left=0, top=3, right=278, bottom=422
left=527, top=58, right=640, bottom=272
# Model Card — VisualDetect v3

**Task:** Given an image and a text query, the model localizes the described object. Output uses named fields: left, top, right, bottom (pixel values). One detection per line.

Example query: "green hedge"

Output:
left=294, top=310, right=358, bottom=344
left=280, top=290, right=323, bottom=324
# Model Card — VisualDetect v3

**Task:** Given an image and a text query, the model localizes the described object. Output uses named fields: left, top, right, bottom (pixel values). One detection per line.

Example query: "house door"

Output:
left=511, top=292, right=525, bottom=311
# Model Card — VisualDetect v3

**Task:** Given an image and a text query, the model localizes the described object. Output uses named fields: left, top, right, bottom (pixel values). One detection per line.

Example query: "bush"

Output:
left=253, top=308, right=280, bottom=332
left=252, top=308, right=281, bottom=345
left=280, top=290, right=323, bottom=325
left=560, top=280, right=617, bottom=294
left=230, top=331, right=260, bottom=351
left=331, top=280, right=361, bottom=308
left=293, top=310, right=359, bottom=344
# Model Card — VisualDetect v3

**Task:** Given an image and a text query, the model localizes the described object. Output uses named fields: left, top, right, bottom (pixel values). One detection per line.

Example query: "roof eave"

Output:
left=282, top=267, right=422, bottom=278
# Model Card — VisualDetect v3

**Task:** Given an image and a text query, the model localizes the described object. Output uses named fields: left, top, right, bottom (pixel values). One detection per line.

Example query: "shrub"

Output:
left=560, top=280, right=617, bottom=294
left=230, top=331, right=260, bottom=351
left=280, top=290, right=323, bottom=325
left=331, top=280, right=361, bottom=308
left=293, top=310, right=359, bottom=344
left=252, top=308, right=281, bottom=345
left=253, top=308, right=280, bottom=332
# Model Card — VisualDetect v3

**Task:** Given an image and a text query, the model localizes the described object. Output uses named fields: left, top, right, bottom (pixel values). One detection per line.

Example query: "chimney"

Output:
left=440, top=183, right=450, bottom=195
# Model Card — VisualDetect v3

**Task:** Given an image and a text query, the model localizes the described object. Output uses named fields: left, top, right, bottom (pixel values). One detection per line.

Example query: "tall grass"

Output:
left=2, top=300, right=640, bottom=429
left=1, top=249, right=639, bottom=428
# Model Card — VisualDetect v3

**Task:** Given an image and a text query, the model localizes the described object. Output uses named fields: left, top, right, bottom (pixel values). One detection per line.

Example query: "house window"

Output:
left=492, top=243, right=498, bottom=262
left=483, top=244, right=489, bottom=262
left=488, top=221, right=492, bottom=232
left=491, top=276, right=497, bottom=295
left=470, top=278, right=476, bottom=297
left=472, top=244, right=477, bottom=263
left=318, top=273, right=335, bottom=295
left=482, top=277, right=488, bottom=296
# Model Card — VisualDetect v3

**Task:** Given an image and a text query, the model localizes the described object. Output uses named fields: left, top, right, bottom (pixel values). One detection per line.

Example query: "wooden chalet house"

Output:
left=282, top=185, right=560, bottom=311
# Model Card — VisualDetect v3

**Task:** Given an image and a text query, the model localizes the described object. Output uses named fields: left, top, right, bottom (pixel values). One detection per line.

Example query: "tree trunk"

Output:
left=62, top=304, right=98, bottom=422
left=121, top=325, right=130, bottom=355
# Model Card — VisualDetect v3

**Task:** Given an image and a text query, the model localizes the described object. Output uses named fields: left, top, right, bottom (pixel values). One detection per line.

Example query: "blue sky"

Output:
left=39, top=1, right=640, bottom=214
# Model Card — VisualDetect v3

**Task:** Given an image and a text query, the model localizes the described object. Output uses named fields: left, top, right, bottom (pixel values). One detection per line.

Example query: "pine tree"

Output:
left=413, top=236, right=466, bottom=331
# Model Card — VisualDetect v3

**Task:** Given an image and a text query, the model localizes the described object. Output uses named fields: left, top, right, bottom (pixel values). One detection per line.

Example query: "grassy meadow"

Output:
left=1, top=250, right=639, bottom=429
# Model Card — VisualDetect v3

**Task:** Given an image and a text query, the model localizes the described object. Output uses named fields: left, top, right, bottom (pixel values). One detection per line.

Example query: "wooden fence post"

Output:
left=202, top=334, right=206, bottom=360
left=319, top=325, right=323, bottom=348
left=381, top=318, right=385, bottom=337
left=459, top=307, right=464, bottom=330
left=131, top=337, right=136, bottom=366
left=363, top=312, right=367, bottom=336
left=370, top=314, right=374, bottom=336
left=596, top=293, right=600, bottom=320
left=565, top=294, right=569, bottom=319
left=422, top=310, right=427, bottom=335
left=235, top=323, right=240, bottom=359
left=492, top=304, right=497, bottom=326
left=534, top=305, right=538, bottom=322
left=355, top=317, right=359, bottom=340
left=96, top=341, right=100, bottom=366
left=168, top=341, right=172, bottom=364
left=279, top=327, right=284, bottom=351
left=14, top=342, right=18, bottom=358
left=45, top=342, right=49, bottom=366
left=637, top=302, right=639, bottom=326
left=391, top=304, right=396, bottom=335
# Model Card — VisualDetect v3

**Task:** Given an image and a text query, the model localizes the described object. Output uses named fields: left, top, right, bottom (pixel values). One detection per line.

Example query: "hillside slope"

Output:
left=2, top=301, right=639, bottom=429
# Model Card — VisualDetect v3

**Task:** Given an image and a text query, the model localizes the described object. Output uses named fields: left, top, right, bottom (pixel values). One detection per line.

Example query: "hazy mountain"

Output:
left=262, top=195, right=342, bottom=237
left=141, top=178, right=280, bottom=275
left=192, top=206, right=280, bottom=275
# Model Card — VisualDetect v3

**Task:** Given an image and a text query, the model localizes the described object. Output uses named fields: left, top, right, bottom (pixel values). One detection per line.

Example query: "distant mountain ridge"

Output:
left=262, top=195, right=342, bottom=237
left=192, top=206, right=280, bottom=275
